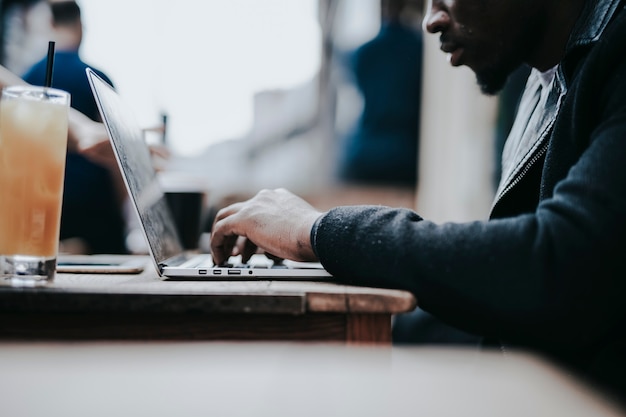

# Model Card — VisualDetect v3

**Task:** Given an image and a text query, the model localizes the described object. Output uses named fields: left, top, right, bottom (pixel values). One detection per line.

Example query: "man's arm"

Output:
left=313, top=113, right=626, bottom=357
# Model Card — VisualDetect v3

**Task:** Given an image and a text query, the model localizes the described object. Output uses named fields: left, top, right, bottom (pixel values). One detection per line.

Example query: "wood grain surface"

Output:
left=0, top=256, right=416, bottom=343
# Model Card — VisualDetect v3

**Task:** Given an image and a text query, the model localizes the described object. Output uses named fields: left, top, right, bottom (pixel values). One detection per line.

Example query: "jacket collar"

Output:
left=566, top=0, right=624, bottom=51
left=491, top=0, right=624, bottom=211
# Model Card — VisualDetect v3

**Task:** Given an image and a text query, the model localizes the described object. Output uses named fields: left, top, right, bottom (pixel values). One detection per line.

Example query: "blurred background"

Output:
left=1, top=0, right=519, bottom=253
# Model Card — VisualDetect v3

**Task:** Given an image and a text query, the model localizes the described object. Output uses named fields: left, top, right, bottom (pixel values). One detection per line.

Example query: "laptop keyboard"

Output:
left=182, top=254, right=287, bottom=269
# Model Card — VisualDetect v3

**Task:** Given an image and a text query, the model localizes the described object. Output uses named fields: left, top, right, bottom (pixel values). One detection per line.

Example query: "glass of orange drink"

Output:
left=0, top=85, right=70, bottom=286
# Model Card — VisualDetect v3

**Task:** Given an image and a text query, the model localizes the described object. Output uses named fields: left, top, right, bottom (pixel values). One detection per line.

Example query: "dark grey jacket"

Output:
left=313, top=0, right=626, bottom=395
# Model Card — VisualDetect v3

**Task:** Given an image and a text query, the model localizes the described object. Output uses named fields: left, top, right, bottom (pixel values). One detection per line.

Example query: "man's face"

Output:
left=424, top=0, right=546, bottom=94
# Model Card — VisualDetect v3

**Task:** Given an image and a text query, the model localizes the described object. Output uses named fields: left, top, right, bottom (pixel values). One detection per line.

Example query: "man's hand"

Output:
left=210, top=188, right=323, bottom=265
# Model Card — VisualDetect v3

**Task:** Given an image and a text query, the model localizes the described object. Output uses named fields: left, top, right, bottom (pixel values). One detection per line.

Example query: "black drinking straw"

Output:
left=44, top=41, right=55, bottom=88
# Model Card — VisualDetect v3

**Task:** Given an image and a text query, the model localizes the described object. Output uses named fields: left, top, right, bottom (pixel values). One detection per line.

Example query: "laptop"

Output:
left=86, top=68, right=332, bottom=280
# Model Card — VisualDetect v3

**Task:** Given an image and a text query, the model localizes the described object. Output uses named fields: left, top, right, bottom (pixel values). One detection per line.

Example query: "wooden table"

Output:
left=0, top=342, right=623, bottom=417
left=0, top=257, right=415, bottom=344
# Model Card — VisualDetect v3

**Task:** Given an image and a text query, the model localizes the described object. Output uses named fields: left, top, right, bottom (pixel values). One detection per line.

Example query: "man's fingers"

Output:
left=210, top=217, right=239, bottom=265
left=213, top=202, right=244, bottom=226
left=211, top=203, right=250, bottom=265
left=210, top=231, right=238, bottom=266
left=265, top=252, right=284, bottom=265
left=240, top=238, right=258, bottom=263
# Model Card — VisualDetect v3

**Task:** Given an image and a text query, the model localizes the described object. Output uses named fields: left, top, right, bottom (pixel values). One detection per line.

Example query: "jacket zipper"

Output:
left=492, top=141, right=550, bottom=210
left=490, top=142, right=548, bottom=356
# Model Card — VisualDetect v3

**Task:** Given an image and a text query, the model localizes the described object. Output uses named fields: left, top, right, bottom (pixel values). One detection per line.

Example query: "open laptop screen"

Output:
left=87, top=68, right=183, bottom=265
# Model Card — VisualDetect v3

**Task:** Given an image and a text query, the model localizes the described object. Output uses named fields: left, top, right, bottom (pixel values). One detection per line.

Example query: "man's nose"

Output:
left=423, top=3, right=450, bottom=34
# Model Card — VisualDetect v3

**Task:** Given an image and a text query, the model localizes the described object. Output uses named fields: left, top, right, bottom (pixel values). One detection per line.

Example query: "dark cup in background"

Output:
left=158, top=172, right=209, bottom=252
left=164, top=191, right=205, bottom=251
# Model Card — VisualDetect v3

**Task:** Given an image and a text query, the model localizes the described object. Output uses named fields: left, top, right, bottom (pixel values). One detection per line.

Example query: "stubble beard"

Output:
left=475, top=63, right=519, bottom=96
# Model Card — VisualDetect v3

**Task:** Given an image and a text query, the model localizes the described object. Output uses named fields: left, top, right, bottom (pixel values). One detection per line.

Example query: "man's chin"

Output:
left=476, top=76, right=506, bottom=96
left=474, top=66, right=514, bottom=96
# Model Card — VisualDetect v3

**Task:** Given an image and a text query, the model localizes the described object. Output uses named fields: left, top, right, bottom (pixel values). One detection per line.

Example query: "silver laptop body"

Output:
left=87, top=68, right=332, bottom=280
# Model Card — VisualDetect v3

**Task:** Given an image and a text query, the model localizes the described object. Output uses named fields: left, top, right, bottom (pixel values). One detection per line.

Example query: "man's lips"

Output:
left=440, top=41, right=458, bottom=53
left=440, top=41, right=464, bottom=66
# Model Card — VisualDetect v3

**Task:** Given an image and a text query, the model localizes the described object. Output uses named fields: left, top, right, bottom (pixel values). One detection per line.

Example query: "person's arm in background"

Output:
left=0, top=64, right=109, bottom=151
left=0, top=64, right=125, bottom=203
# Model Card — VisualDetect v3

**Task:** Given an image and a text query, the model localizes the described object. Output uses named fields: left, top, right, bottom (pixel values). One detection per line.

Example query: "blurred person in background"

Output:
left=337, top=0, right=423, bottom=187
left=22, top=0, right=113, bottom=120
left=22, top=0, right=126, bottom=254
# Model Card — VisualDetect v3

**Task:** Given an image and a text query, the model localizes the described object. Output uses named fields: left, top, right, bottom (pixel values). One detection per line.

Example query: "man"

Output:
left=22, top=0, right=126, bottom=255
left=210, top=0, right=626, bottom=398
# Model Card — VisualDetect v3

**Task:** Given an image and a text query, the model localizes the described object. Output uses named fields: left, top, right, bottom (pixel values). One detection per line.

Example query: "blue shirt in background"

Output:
left=23, top=50, right=113, bottom=121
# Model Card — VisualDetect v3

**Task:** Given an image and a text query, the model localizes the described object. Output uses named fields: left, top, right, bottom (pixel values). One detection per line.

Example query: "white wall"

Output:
left=417, top=34, right=498, bottom=222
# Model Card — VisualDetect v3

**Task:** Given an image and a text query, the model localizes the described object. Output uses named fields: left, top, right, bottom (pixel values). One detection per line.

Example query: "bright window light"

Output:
left=80, top=0, right=321, bottom=156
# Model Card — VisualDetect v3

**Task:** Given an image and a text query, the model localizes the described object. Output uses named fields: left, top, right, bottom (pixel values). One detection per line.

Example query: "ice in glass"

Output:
left=0, top=86, right=70, bottom=285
